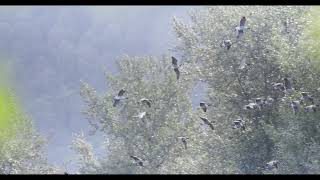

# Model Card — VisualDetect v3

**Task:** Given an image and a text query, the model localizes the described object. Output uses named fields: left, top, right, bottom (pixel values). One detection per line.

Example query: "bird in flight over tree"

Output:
left=113, top=89, right=128, bottom=107
left=130, top=155, right=144, bottom=167
left=172, top=56, right=181, bottom=80
left=200, top=117, right=214, bottom=130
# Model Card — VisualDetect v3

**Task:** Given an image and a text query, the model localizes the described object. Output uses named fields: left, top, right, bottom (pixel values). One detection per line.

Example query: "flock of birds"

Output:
left=108, top=16, right=318, bottom=172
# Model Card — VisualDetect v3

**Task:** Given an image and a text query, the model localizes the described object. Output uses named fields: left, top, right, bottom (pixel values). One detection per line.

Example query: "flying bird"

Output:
left=255, top=98, right=264, bottom=106
left=172, top=56, right=181, bottom=80
left=304, top=104, right=319, bottom=113
left=244, top=102, right=259, bottom=110
left=132, top=112, right=147, bottom=122
left=130, top=155, right=144, bottom=167
left=300, top=92, right=314, bottom=105
left=265, top=160, right=279, bottom=170
left=220, top=40, right=232, bottom=50
left=263, top=96, right=274, bottom=106
left=200, top=117, right=214, bottom=130
left=240, top=16, right=246, bottom=27
left=232, top=119, right=245, bottom=131
left=291, top=100, right=300, bottom=114
left=273, top=83, right=285, bottom=91
left=139, top=98, right=152, bottom=108
left=200, top=102, right=212, bottom=112
left=113, top=89, right=128, bottom=107
left=178, top=137, right=189, bottom=149
left=236, top=16, right=246, bottom=38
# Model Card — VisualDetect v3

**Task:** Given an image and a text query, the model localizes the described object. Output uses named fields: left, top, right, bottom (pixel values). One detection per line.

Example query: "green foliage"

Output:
left=77, top=6, right=320, bottom=174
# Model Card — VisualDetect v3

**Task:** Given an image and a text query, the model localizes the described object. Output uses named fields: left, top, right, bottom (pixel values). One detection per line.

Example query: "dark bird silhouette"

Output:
left=113, top=89, right=128, bottom=107
left=265, top=160, right=279, bottom=170
left=174, top=68, right=180, bottom=80
left=200, top=117, right=214, bottom=130
left=172, top=56, right=181, bottom=80
left=300, top=92, right=314, bottom=105
left=139, top=98, right=152, bottom=108
left=200, top=102, right=212, bottom=112
left=284, top=77, right=293, bottom=91
left=178, top=137, right=189, bottom=149
left=130, top=155, right=144, bottom=167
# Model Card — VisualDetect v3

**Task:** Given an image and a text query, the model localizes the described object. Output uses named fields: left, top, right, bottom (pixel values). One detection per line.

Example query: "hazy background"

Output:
left=0, top=6, right=207, bottom=172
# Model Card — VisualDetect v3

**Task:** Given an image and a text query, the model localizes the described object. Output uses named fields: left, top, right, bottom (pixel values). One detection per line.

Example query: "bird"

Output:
left=255, top=98, right=264, bottom=106
left=232, top=119, right=245, bottom=131
left=220, top=40, right=232, bottom=50
left=265, top=160, right=279, bottom=170
left=240, top=16, right=246, bottom=27
left=300, top=92, right=314, bottom=105
left=263, top=96, right=274, bottom=106
left=200, top=117, right=214, bottom=130
left=113, top=89, right=128, bottom=107
left=172, top=56, right=181, bottom=80
left=304, top=104, right=319, bottom=113
left=244, top=102, right=259, bottom=110
left=130, top=155, right=144, bottom=167
left=273, top=83, right=286, bottom=91
left=178, top=137, right=189, bottom=149
left=64, top=172, right=68, bottom=175
left=200, top=102, right=212, bottom=112
left=283, top=77, right=293, bottom=91
left=133, top=112, right=148, bottom=122
left=236, top=16, right=246, bottom=38
left=291, top=100, right=301, bottom=114
left=139, top=98, right=152, bottom=108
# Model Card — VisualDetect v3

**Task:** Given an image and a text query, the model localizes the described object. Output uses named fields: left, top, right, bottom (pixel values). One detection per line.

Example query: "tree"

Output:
left=78, top=55, right=206, bottom=174
left=172, top=6, right=320, bottom=174
left=0, top=64, right=60, bottom=174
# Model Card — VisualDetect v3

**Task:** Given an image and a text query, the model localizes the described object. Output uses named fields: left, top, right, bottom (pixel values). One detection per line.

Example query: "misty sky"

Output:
left=0, top=6, right=207, bottom=172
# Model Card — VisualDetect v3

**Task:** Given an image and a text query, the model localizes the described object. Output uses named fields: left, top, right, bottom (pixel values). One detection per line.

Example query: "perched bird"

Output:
left=291, top=100, right=300, bottom=114
left=300, top=92, right=314, bottom=105
left=177, top=137, right=189, bottom=149
left=304, top=104, right=319, bottom=113
left=273, top=83, right=286, bottom=91
left=220, top=40, right=232, bottom=50
left=172, top=56, right=181, bottom=80
left=130, top=155, right=144, bottom=167
left=64, top=172, right=68, bottom=175
left=232, top=119, right=245, bottom=131
left=283, top=77, right=293, bottom=91
left=113, top=89, right=128, bottom=107
left=200, top=102, right=212, bottom=112
left=200, top=117, right=214, bottom=130
left=139, top=98, right=152, bottom=108
left=265, top=160, right=279, bottom=170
